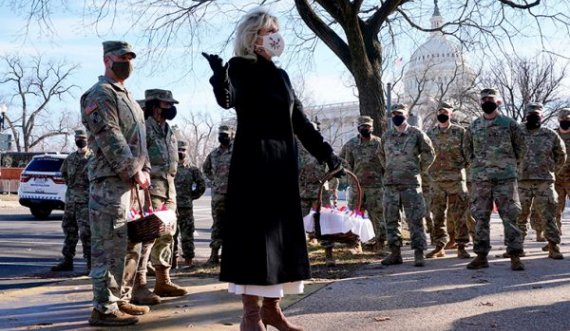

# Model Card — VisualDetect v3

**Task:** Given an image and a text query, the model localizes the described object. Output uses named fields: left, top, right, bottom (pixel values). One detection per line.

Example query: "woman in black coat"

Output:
left=204, top=7, right=342, bottom=331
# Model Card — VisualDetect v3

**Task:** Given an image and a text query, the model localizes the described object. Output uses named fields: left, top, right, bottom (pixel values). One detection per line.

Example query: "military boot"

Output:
left=425, top=244, right=445, bottom=258
left=444, top=233, right=457, bottom=250
left=466, top=254, right=489, bottom=269
left=118, top=302, right=150, bottom=315
left=381, top=246, right=403, bottom=265
left=457, top=245, right=471, bottom=259
left=414, top=249, right=425, bottom=267
left=88, top=309, right=138, bottom=327
left=536, top=231, right=546, bottom=242
left=376, top=240, right=389, bottom=257
left=542, top=244, right=549, bottom=252
left=501, top=251, right=526, bottom=258
left=324, top=247, right=336, bottom=267
left=206, top=247, right=220, bottom=264
left=51, top=258, right=73, bottom=272
left=510, top=255, right=525, bottom=271
left=132, top=272, right=161, bottom=305
left=153, top=265, right=189, bottom=297
left=548, top=241, right=564, bottom=260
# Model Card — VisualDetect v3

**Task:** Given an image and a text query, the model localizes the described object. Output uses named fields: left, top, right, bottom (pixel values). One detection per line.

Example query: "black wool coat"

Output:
left=210, top=56, right=333, bottom=285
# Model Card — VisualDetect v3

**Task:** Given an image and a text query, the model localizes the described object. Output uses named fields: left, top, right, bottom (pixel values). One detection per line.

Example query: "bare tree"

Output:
left=174, top=112, right=218, bottom=167
left=0, top=54, right=79, bottom=152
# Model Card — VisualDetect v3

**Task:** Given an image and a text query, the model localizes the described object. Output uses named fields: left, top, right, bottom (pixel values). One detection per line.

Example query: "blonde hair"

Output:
left=233, top=7, right=279, bottom=59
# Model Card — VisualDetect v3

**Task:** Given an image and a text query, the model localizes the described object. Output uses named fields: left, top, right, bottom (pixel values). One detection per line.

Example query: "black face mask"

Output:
left=111, top=61, right=132, bottom=80
left=178, top=152, right=186, bottom=161
left=437, top=114, right=449, bottom=123
left=481, top=101, right=498, bottom=114
left=560, top=120, right=570, bottom=130
left=160, top=106, right=177, bottom=120
left=526, top=114, right=541, bottom=130
left=358, top=128, right=372, bottom=138
left=75, top=140, right=87, bottom=148
left=218, top=135, right=231, bottom=146
left=392, top=115, right=405, bottom=127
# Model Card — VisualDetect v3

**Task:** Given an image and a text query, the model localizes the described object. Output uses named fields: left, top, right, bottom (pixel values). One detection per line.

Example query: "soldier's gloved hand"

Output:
left=326, top=154, right=345, bottom=178
left=201, top=52, right=225, bottom=75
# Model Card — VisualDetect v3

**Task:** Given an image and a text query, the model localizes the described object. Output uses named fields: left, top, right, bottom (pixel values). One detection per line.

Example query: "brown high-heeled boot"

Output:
left=260, top=297, right=304, bottom=331
left=241, top=294, right=266, bottom=331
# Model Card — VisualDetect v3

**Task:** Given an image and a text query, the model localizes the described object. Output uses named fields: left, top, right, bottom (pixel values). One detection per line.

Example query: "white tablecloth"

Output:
left=303, top=209, right=375, bottom=242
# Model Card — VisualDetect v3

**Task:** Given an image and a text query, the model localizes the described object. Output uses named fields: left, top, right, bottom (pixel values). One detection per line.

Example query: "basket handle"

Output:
left=315, top=168, right=362, bottom=213
left=132, top=185, right=153, bottom=215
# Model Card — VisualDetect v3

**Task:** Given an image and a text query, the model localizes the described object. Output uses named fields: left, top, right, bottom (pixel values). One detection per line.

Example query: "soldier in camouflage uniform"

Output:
left=340, top=116, right=386, bottom=256
left=82, top=41, right=150, bottom=326
left=379, top=104, right=435, bottom=267
left=124, top=89, right=188, bottom=307
left=511, top=103, right=565, bottom=260
left=555, top=108, right=570, bottom=236
left=174, top=140, right=206, bottom=268
left=203, top=125, right=233, bottom=264
left=51, top=129, right=92, bottom=272
left=426, top=102, right=471, bottom=259
left=464, top=88, right=526, bottom=271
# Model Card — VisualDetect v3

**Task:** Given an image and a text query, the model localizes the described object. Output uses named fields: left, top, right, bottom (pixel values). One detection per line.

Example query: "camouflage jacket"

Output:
left=80, top=76, right=150, bottom=182
left=518, top=125, right=566, bottom=182
left=427, top=124, right=468, bottom=182
left=61, top=150, right=92, bottom=204
left=203, top=144, right=233, bottom=195
left=556, top=129, right=570, bottom=183
left=298, top=140, right=328, bottom=199
left=175, top=162, right=206, bottom=208
left=380, top=125, right=435, bottom=186
left=464, top=114, right=526, bottom=182
left=340, top=134, right=384, bottom=188
left=146, top=117, right=178, bottom=199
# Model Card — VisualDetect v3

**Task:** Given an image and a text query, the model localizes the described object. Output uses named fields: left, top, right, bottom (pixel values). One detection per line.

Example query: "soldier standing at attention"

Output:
left=81, top=41, right=150, bottom=326
left=379, top=104, right=435, bottom=267
left=340, top=116, right=386, bottom=256
left=555, top=108, right=570, bottom=236
left=174, top=140, right=206, bottom=268
left=511, top=103, right=565, bottom=259
left=426, top=102, right=471, bottom=259
left=203, top=125, right=233, bottom=264
left=124, top=89, right=188, bottom=307
left=51, top=129, right=92, bottom=273
left=464, top=88, right=526, bottom=271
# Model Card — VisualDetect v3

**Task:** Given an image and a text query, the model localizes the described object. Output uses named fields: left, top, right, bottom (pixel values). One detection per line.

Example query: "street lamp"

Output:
left=0, top=104, right=7, bottom=131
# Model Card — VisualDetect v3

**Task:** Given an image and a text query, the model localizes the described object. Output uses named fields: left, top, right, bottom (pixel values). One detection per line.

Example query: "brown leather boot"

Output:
left=118, top=302, right=150, bottom=315
left=548, top=241, right=564, bottom=260
left=501, top=251, right=526, bottom=258
left=132, top=272, right=161, bottom=305
left=466, top=254, right=489, bottom=269
left=444, top=233, right=457, bottom=250
left=51, top=258, right=73, bottom=271
left=153, top=265, right=189, bottom=297
left=207, top=247, right=220, bottom=264
left=536, top=231, right=546, bottom=242
left=241, top=295, right=266, bottom=331
left=88, top=309, right=138, bottom=326
left=324, top=247, right=336, bottom=267
left=381, top=246, right=403, bottom=265
left=542, top=244, right=549, bottom=252
left=510, top=255, right=525, bottom=271
left=414, top=249, right=425, bottom=267
left=457, top=245, right=471, bottom=259
left=426, top=245, right=445, bottom=258
left=261, top=297, right=304, bottom=331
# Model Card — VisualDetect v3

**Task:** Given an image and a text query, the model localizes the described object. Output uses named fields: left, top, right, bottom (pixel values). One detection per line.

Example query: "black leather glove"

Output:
left=326, top=154, right=345, bottom=178
left=201, top=52, right=225, bottom=74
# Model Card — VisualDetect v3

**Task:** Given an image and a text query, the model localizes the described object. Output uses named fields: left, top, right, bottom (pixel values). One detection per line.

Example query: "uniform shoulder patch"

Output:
left=84, top=102, right=98, bottom=115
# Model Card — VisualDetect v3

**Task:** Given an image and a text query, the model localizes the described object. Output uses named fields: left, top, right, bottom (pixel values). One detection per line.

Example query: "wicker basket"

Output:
left=127, top=188, right=172, bottom=243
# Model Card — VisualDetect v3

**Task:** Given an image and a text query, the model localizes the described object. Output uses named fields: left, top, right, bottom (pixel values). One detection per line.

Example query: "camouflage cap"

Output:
left=480, top=88, right=499, bottom=99
left=525, top=102, right=544, bottom=114
left=102, top=41, right=136, bottom=58
left=357, top=116, right=373, bottom=126
left=437, top=101, right=454, bottom=112
left=391, top=103, right=409, bottom=113
left=558, top=108, right=570, bottom=119
left=218, top=125, right=232, bottom=134
left=178, top=140, right=189, bottom=150
left=74, top=129, right=87, bottom=139
left=144, top=89, right=179, bottom=104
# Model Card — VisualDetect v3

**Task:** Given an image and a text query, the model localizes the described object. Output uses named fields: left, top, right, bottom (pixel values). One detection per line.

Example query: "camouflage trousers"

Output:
left=466, top=182, right=476, bottom=240
left=350, top=187, right=386, bottom=243
left=422, top=184, right=434, bottom=239
left=177, top=207, right=196, bottom=259
left=210, top=193, right=226, bottom=249
left=471, top=180, right=523, bottom=256
left=61, top=201, right=91, bottom=261
left=383, top=185, right=427, bottom=250
left=517, top=180, right=560, bottom=244
left=301, top=198, right=333, bottom=249
left=431, top=181, right=470, bottom=246
left=89, top=176, right=131, bottom=314
left=555, top=181, right=570, bottom=235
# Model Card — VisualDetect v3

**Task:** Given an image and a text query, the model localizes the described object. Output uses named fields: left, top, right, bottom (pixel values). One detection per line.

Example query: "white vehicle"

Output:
left=18, top=154, right=68, bottom=219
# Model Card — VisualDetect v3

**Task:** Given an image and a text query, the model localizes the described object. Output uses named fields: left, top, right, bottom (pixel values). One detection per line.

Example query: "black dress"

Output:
left=209, top=56, right=333, bottom=285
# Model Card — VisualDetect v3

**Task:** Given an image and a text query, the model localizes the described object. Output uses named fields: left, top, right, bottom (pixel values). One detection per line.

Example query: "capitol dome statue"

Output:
left=403, top=1, right=477, bottom=127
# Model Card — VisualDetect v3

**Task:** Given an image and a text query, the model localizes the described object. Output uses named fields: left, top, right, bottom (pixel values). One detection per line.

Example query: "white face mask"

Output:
left=261, top=32, right=285, bottom=57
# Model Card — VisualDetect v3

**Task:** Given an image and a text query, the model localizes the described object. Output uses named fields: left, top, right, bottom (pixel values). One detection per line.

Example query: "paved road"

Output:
left=0, top=195, right=214, bottom=290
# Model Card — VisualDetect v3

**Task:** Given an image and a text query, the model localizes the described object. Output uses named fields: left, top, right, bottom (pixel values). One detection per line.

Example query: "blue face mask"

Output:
left=392, top=115, right=405, bottom=126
